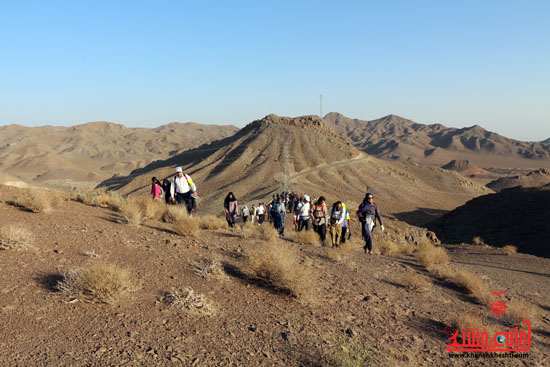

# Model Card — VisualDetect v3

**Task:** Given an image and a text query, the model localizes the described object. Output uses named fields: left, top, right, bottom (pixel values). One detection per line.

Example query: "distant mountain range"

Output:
left=0, top=121, right=238, bottom=190
left=323, top=112, right=550, bottom=169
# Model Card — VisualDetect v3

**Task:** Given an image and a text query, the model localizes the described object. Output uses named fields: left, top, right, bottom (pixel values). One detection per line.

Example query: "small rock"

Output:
left=345, top=328, right=357, bottom=337
left=282, top=331, right=296, bottom=345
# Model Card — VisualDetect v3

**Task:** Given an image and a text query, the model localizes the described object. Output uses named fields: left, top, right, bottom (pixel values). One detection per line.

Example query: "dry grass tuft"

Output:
left=162, top=205, right=188, bottom=224
left=11, top=190, right=60, bottom=213
left=403, top=271, right=432, bottom=293
left=291, top=230, right=321, bottom=246
left=502, top=245, right=517, bottom=255
left=174, top=215, right=200, bottom=237
left=427, top=264, right=454, bottom=280
left=506, top=299, right=537, bottom=325
left=76, top=189, right=123, bottom=209
left=120, top=198, right=145, bottom=225
left=452, top=269, right=489, bottom=299
left=194, top=255, right=225, bottom=279
left=165, top=287, right=215, bottom=315
left=57, top=263, right=133, bottom=304
left=473, top=236, right=484, bottom=245
left=199, top=215, right=227, bottom=230
left=238, top=224, right=279, bottom=241
left=415, top=243, right=450, bottom=267
left=449, top=311, right=478, bottom=331
left=241, top=242, right=309, bottom=297
left=378, top=240, right=415, bottom=257
left=0, top=225, right=34, bottom=250
left=135, top=196, right=165, bottom=220
left=327, top=335, right=412, bottom=367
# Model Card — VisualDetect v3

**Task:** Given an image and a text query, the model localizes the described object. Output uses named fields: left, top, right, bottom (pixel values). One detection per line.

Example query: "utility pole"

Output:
left=320, top=94, right=323, bottom=118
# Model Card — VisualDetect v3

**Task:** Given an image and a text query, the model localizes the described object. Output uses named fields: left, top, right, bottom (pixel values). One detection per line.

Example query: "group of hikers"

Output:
left=151, top=167, right=385, bottom=254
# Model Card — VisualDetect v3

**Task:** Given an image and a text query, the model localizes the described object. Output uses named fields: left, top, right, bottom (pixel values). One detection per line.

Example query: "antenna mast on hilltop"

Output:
left=320, top=94, right=323, bottom=118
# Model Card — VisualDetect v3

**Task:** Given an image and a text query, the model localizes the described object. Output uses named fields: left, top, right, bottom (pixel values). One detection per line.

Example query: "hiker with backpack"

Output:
left=329, top=201, right=345, bottom=248
left=312, top=196, right=328, bottom=244
left=341, top=202, right=351, bottom=244
left=356, top=193, right=384, bottom=254
left=223, top=192, right=238, bottom=228
left=271, top=196, right=286, bottom=236
left=241, top=204, right=250, bottom=223
left=257, top=203, right=265, bottom=224
left=170, top=167, right=198, bottom=214
left=151, top=177, right=163, bottom=201
left=296, top=195, right=311, bottom=231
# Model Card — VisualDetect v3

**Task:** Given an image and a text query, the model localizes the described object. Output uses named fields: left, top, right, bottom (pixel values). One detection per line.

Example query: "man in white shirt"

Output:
left=170, top=167, right=198, bottom=214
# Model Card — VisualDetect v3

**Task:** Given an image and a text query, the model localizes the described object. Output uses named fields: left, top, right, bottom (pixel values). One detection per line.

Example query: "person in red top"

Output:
left=150, top=177, right=163, bottom=200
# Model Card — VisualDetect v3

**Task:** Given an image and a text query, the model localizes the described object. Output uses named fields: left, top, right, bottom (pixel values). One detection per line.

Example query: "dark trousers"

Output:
left=361, top=220, right=373, bottom=252
left=175, top=192, right=195, bottom=214
left=258, top=214, right=265, bottom=224
left=341, top=226, right=348, bottom=243
left=313, top=223, right=327, bottom=242
left=273, top=214, right=284, bottom=235
left=243, top=215, right=248, bottom=223
left=298, top=218, right=310, bottom=231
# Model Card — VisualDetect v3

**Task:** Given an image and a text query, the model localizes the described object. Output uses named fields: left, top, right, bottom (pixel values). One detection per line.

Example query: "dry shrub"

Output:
left=165, top=287, right=215, bottom=315
left=292, top=230, right=321, bottom=246
left=174, top=215, right=199, bottom=237
left=199, top=215, right=227, bottom=230
left=57, top=263, right=133, bottom=304
left=238, top=224, right=279, bottom=241
left=162, top=205, right=187, bottom=224
left=241, top=242, right=309, bottom=297
left=194, top=255, right=224, bottom=279
left=502, top=245, right=517, bottom=255
left=238, top=223, right=256, bottom=239
left=451, top=269, right=490, bottom=302
left=403, top=271, right=432, bottom=293
left=134, top=196, right=165, bottom=220
left=327, top=335, right=413, bottom=367
left=450, top=311, right=478, bottom=331
left=0, top=225, right=34, bottom=250
left=415, top=243, right=450, bottom=267
left=77, top=189, right=123, bottom=209
left=378, top=240, right=414, bottom=257
left=506, top=299, right=537, bottom=325
left=473, top=236, right=484, bottom=245
left=120, top=198, right=145, bottom=225
left=427, top=264, right=454, bottom=280
left=11, top=190, right=59, bottom=213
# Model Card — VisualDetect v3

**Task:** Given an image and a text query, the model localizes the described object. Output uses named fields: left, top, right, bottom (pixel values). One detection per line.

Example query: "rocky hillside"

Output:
left=104, top=115, right=491, bottom=218
left=428, top=186, right=550, bottom=257
left=323, top=112, right=550, bottom=169
left=486, top=168, right=550, bottom=192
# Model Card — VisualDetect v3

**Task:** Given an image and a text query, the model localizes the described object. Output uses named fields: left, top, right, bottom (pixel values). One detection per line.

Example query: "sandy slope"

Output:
left=0, top=185, right=548, bottom=366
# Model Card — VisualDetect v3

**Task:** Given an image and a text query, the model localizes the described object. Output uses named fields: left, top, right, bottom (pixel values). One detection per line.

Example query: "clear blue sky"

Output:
left=1, top=1, right=549, bottom=141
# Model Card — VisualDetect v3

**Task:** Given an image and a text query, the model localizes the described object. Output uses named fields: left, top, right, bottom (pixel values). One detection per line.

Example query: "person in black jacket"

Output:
left=355, top=193, right=384, bottom=254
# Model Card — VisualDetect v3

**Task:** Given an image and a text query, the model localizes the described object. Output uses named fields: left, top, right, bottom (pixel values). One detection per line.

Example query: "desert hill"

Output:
left=323, top=112, right=550, bottom=169
left=0, top=121, right=239, bottom=190
left=440, top=160, right=499, bottom=179
left=486, top=168, right=550, bottom=192
left=428, top=186, right=550, bottom=257
left=106, top=115, right=492, bottom=219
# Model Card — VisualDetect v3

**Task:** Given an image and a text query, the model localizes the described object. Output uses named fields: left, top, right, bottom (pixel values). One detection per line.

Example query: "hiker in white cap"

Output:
left=170, top=167, right=198, bottom=214
left=296, top=194, right=311, bottom=231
